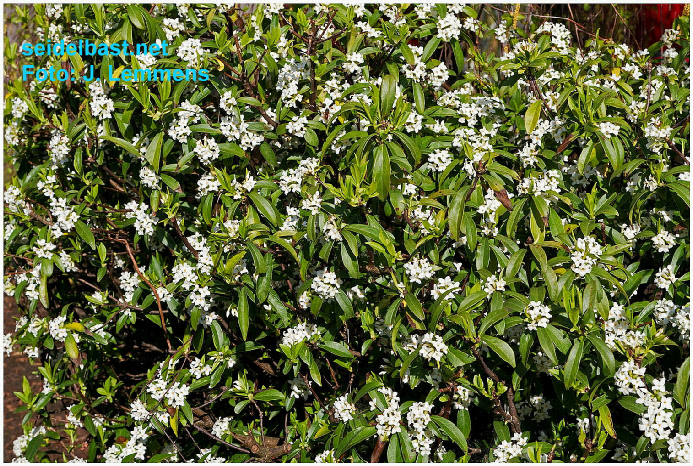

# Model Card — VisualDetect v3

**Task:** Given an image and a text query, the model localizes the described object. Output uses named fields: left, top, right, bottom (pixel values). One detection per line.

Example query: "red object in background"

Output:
left=641, top=4, right=685, bottom=46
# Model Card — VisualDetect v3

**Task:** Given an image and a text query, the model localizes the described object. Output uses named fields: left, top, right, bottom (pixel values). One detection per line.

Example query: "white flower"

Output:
left=163, top=17, right=184, bottom=41
left=287, top=115, right=308, bottom=137
left=405, top=333, right=448, bottom=362
left=431, top=276, right=460, bottom=301
left=124, top=201, right=157, bottom=236
left=375, top=397, right=402, bottom=439
left=571, top=237, right=602, bottom=277
left=429, top=149, right=453, bottom=172
left=311, top=269, right=343, bottom=301
left=220, top=91, right=237, bottom=113
left=281, top=322, right=320, bottom=347
left=3, top=333, right=14, bottom=356
left=668, top=433, right=690, bottom=462
left=524, top=301, right=552, bottom=330
left=652, top=230, right=676, bottom=253
left=48, top=315, right=68, bottom=342
left=193, top=137, right=220, bottom=165
left=333, top=394, right=357, bottom=422
left=33, top=239, right=56, bottom=259
left=614, top=359, right=647, bottom=395
left=483, top=273, right=506, bottom=296
left=289, top=376, right=311, bottom=399
left=492, top=433, right=527, bottom=462
left=655, top=265, right=677, bottom=289
left=89, top=82, right=114, bottom=120
left=599, top=121, right=621, bottom=138
left=438, top=12, right=462, bottom=42
left=211, top=417, right=233, bottom=439
left=621, top=223, right=641, bottom=241
left=301, top=192, right=323, bottom=215
left=11, top=97, right=29, bottom=119
left=315, top=449, right=336, bottom=463
left=343, top=53, right=364, bottom=74
left=139, top=166, right=159, bottom=189
left=197, top=173, right=220, bottom=198
left=177, top=38, right=208, bottom=67
left=404, top=256, right=434, bottom=284
left=323, top=216, right=342, bottom=241
left=453, top=385, right=474, bottom=409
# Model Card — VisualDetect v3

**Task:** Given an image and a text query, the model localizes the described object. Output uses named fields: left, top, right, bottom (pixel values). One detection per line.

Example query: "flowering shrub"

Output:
left=3, top=3, right=691, bottom=463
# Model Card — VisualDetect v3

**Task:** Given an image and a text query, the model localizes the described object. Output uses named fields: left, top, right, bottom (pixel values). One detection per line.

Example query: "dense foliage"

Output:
left=3, top=3, right=690, bottom=463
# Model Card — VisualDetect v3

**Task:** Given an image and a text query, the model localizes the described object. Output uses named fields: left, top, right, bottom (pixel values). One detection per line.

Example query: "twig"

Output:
left=191, top=424, right=251, bottom=454
left=300, top=374, right=336, bottom=423
left=469, top=344, right=521, bottom=434
left=171, top=216, right=199, bottom=259
left=117, top=239, right=172, bottom=352
left=665, top=137, right=688, bottom=164
left=370, top=437, right=386, bottom=463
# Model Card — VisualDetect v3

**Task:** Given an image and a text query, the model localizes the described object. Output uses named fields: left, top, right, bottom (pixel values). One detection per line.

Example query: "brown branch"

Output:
left=469, top=344, right=521, bottom=434
left=170, top=216, right=199, bottom=259
left=191, top=424, right=251, bottom=454
left=232, top=35, right=278, bottom=128
left=300, top=374, right=336, bottom=423
left=665, top=137, right=689, bottom=164
left=117, top=239, right=172, bottom=352
left=370, top=437, right=386, bottom=463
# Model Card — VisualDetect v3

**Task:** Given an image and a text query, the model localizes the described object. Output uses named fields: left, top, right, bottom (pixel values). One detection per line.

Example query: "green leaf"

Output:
left=304, top=128, right=319, bottom=147
left=618, top=396, right=646, bottom=415
left=335, top=426, right=377, bottom=458
left=586, top=334, right=615, bottom=377
left=479, top=309, right=509, bottom=336
left=160, top=174, right=180, bottom=190
left=405, top=292, right=424, bottom=321
left=457, top=291, right=487, bottom=315
left=335, top=290, right=354, bottom=320
left=669, top=181, right=691, bottom=207
left=380, top=74, right=397, bottom=117
left=448, top=189, right=466, bottom=241
left=354, top=380, right=383, bottom=403
left=535, top=327, right=558, bottom=364
left=373, top=145, right=390, bottom=201
left=25, top=435, right=43, bottom=462
left=400, top=43, right=415, bottom=65
left=320, top=341, right=353, bottom=359
left=525, top=100, right=542, bottom=134
left=400, top=348, right=420, bottom=379
left=600, top=136, right=623, bottom=172
left=564, top=339, right=584, bottom=388
left=75, top=220, right=96, bottom=249
left=431, top=415, right=468, bottom=452
left=582, top=279, right=598, bottom=313
left=598, top=404, right=616, bottom=438
left=674, top=357, right=690, bottom=408
left=413, top=82, right=425, bottom=114
left=248, top=192, right=278, bottom=226
left=102, top=136, right=140, bottom=157
left=65, top=333, right=79, bottom=359
left=238, top=288, right=249, bottom=340
left=211, top=321, right=224, bottom=351
left=200, top=193, right=213, bottom=225
left=481, top=335, right=516, bottom=368
left=39, top=274, right=49, bottom=309
left=145, top=132, right=164, bottom=172
left=530, top=245, right=558, bottom=301
left=126, top=4, right=147, bottom=29
left=255, top=389, right=284, bottom=402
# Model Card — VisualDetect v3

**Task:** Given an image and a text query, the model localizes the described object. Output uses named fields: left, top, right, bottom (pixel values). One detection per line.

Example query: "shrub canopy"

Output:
left=3, top=3, right=690, bottom=463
